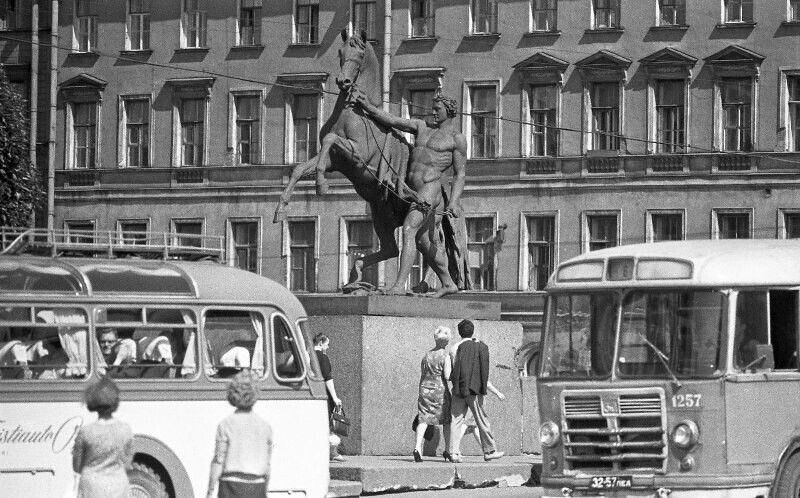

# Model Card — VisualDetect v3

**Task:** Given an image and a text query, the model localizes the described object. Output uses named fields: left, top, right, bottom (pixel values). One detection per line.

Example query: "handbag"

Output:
left=330, top=406, right=350, bottom=437
left=411, top=414, right=435, bottom=441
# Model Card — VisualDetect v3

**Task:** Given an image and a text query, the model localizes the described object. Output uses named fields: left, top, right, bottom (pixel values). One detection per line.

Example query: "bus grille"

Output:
left=561, top=389, right=667, bottom=473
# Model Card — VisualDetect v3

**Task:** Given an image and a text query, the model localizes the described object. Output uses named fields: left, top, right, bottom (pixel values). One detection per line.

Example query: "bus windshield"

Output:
left=541, top=290, right=727, bottom=379
left=618, top=290, right=726, bottom=378
left=541, top=292, right=618, bottom=378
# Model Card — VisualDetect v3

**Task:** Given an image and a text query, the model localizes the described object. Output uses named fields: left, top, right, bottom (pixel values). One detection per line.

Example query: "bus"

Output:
left=0, top=229, right=330, bottom=498
left=535, top=239, right=800, bottom=498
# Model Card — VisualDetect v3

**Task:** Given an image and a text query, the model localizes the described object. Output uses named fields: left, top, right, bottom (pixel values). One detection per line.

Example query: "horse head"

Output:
left=336, top=29, right=377, bottom=99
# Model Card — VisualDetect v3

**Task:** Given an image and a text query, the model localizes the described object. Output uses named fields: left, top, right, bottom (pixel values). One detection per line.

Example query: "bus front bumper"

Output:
left=542, top=473, right=771, bottom=498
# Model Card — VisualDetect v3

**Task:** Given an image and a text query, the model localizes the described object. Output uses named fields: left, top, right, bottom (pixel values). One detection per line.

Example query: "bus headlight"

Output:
left=671, top=420, right=699, bottom=449
left=539, top=420, right=561, bottom=447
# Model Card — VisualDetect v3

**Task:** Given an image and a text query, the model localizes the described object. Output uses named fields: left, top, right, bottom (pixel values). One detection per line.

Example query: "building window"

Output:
left=583, top=212, right=618, bottom=252
left=345, top=219, right=378, bottom=287
left=238, top=0, right=261, bottom=46
left=714, top=210, right=751, bottom=239
left=75, top=0, right=98, bottom=52
left=647, top=211, right=684, bottom=242
left=656, top=80, right=685, bottom=153
left=182, top=0, right=207, bottom=48
left=658, top=0, right=685, bottom=26
left=0, top=0, right=22, bottom=31
left=791, top=0, right=800, bottom=22
left=526, top=215, right=555, bottom=291
left=118, top=220, right=148, bottom=245
left=230, top=221, right=259, bottom=273
left=529, top=84, right=558, bottom=156
left=782, top=211, right=800, bottom=239
left=724, top=0, right=753, bottom=23
left=123, top=97, right=150, bottom=168
left=467, top=84, right=498, bottom=158
left=591, top=82, right=620, bottom=151
left=295, top=0, right=319, bottom=44
left=73, top=102, right=97, bottom=169
left=593, top=0, right=620, bottom=29
left=65, top=221, right=95, bottom=244
left=181, top=98, right=205, bottom=166
left=466, top=217, right=495, bottom=290
left=408, top=89, right=435, bottom=122
left=472, top=0, right=498, bottom=34
left=172, top=220, right=203, bottom=248
left=293, top=94, right=318, bottom=163
left=235, top=94, right=261, bottom=164
left=127, top=0, right=150, bottom=50
left=721, top=78, right=753, bottom=152
left=531, top=0, right=557, bottom=32
left=288, top=220, right=316, bottom=292
left=411, top=0, right=434, bottom=38
left=353, top=0, right=376, bottom=41
left=789, top=76, right=800, bottom=152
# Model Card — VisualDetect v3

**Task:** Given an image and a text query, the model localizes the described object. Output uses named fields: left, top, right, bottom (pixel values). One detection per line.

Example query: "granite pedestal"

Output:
left=299, top=295, right=523, bottom=457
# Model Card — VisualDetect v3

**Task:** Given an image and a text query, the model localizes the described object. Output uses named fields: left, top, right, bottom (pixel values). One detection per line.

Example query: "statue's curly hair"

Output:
left=433, top=93, right=458, bottom=118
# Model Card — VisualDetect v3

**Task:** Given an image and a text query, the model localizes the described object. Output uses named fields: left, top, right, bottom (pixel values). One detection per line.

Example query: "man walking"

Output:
left=449, top=319, right=504, bottom=462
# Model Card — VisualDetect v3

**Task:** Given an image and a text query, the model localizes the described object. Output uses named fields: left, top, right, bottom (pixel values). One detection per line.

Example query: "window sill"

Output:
left=231, top=44, right=264, bottom=50
left=584, top=27, right=624, bottom=34
left=649, top=24, right=689, bottom=31
left=781, top=20, right=800, bottom=26
left=715, top=22, right=756, bottom=28
left=289, top=42, right=321, bottom=48
left=175, top=47, right=210, bottom=54
left=69, top=50, right=100, bottom=56
left=403, top=35, right=439, bottom=42
left=464, top=32, right=501, bottom=40
left=522, top=30, right=561, bottom=37
left=119, top=49, right=153, bottom=56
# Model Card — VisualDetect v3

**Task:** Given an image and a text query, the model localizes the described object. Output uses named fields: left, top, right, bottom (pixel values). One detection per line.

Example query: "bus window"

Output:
left=95, top=307, right=197, bottom=379
left=541, top=293, right=617, bottom=378
left=735, top=292, right=770, bottom=371
left=769, top=290, right=798, bottom=370
left=273, top=315, right=305, bottom=381
left=204, top=310, right=265, bottom=378
left=618, top=290, right=725, bottom=378
left=298, top=320, right=322, bottom=379
left=0, top=307, right=89, bottom=380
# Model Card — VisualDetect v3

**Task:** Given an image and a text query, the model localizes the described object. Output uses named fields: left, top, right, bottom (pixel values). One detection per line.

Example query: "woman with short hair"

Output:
left=207, top=371, right=273, bottom=498
left=71, top=376, right=133, bottom=498
left=413, top=325, right=453, bottom=462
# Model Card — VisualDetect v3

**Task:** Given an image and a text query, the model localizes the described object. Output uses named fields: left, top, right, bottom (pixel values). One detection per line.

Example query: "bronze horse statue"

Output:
left=273, top=30, right=414, bottom=278
left=273, top=30, right=468, bottom=293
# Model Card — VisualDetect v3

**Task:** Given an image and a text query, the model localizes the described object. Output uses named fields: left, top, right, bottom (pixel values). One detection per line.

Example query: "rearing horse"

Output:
left=273, top=30, right=413, bottom=276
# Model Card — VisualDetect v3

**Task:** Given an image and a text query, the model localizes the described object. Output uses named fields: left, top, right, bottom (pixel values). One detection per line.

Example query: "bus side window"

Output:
left=735, top=292, right=770, bottom=371
left=769, top=290, right=798, bottom=370
left=204, top=310, right=265, bottom=379
left=273, top=315, right=304, bottom=380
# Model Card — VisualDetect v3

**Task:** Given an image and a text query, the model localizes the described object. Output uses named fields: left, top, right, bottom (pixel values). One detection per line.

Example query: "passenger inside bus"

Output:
left=98, top=328, right=138, bottom=378
left=204, top=310, right=264, bottom=378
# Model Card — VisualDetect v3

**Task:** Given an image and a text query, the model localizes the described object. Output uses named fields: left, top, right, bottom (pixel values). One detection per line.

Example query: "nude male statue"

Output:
left=355, top=89, right=467, bottom=297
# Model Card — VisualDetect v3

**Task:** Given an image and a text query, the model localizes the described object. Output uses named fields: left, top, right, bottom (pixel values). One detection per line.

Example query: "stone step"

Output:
left=326, top=479, right=363, bottom=498
left=328, top=454, right=542, bottom=495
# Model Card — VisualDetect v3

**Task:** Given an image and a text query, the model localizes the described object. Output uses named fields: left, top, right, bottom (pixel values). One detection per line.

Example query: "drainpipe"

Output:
left=30, top=0, right=39, bottom=227
left=46, top=0, right=58, bottom=233
left=382, top=0, right=391, bottom=111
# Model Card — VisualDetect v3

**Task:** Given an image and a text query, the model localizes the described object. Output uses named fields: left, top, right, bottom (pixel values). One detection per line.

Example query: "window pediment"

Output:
left=59, top=73, right=106, bottom=102
left=640, top=47, right=696, bottom=77
left=513, top=52, right=568, bottom=84
left=705, top=45, right=764, bottom=76
left=576, top=50, right=631, bottom=82
left=392, top=67, right=446, bottom=88
left=276, top=72, right=329, bottom=93
left=165, top=77, right=215, bottom=98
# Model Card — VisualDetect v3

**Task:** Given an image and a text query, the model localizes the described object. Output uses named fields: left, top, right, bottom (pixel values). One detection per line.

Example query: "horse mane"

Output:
left=348, top=34, right=380, bottom=106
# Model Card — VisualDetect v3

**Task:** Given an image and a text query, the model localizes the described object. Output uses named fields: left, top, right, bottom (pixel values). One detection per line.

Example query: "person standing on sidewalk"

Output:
left=449, top=319, right=504, bottom=462
left=314, top=332, right=345, bottom=462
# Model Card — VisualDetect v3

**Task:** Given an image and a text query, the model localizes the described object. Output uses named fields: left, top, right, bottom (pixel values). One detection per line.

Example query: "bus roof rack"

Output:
left=0, top=227, right=225, bottom=262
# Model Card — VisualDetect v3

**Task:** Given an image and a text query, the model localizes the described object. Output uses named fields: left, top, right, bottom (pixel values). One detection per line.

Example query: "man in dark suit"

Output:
left=449, top=319, right=504, bottom=462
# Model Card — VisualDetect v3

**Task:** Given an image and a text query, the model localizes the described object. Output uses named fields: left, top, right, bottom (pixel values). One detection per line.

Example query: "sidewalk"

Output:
left=327, top=454, right=542, bottom=497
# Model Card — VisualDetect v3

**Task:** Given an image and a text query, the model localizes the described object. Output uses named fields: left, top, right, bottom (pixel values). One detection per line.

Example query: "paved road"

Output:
left=370, top=485, right=543, bottom=497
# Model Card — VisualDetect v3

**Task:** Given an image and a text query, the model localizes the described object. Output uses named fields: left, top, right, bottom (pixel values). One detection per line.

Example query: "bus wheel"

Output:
left=775, top=452, right=800, bottom=497
left=128, top=462, right=169, bottom=498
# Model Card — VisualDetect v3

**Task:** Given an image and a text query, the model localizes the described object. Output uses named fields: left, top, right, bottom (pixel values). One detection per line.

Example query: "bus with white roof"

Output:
left=0, top=229, right=329, bottom=498
left=536, top=239, right=800, bottom=497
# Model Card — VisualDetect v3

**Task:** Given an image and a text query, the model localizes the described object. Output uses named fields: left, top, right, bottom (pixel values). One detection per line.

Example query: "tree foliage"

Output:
left=0, top=66, right=42, bottom=227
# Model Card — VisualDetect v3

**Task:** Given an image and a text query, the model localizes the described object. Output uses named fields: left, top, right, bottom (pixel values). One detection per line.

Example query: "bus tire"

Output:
left=128, top=462, right=169, bottom=498
left=775, top=452, right=800, bottom=497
